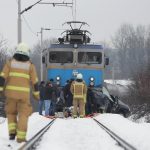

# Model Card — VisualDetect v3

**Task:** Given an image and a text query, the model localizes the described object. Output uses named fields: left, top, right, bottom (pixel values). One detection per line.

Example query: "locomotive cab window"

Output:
left=78, top=52, right=102, bottom=64
left=49, top=51, right=73, bottom=63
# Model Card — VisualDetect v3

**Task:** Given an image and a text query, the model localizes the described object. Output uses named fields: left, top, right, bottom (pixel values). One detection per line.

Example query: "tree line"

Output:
left=104, top=24, right=150, bottom=120
left=105, top=24, right=150, bottom=79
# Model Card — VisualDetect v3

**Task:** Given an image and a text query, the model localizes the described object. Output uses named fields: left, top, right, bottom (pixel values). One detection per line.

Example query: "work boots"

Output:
left=9, top=134, right=16, bottom=140
left=9, top=134, right=26, bottom=143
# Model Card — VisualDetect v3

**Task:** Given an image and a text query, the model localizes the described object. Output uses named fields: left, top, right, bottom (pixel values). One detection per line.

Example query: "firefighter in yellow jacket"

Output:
left=0, top=43, right=39, bottom=143
left=70, top=73, right=87, bottom=118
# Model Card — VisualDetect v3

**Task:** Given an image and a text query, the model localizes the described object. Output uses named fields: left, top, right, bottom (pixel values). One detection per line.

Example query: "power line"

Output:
left=39, top=2, right=72, bottom=7
left=15, top=0, right=38, bottom=37
left=16, top=0, right=73, bottom=43
left=22, top=15, right=38, bottom=37
left=20, top=0, right=43, bottom=14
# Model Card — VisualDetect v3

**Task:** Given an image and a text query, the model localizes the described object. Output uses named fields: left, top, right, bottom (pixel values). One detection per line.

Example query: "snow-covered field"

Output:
left=0, top=113, right=150, bottom=150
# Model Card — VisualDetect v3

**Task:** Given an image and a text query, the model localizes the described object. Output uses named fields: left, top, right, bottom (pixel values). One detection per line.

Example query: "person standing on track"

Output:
left=70, top=73, right=87, bottom=118
left=0, top=43, right=39, bottom=143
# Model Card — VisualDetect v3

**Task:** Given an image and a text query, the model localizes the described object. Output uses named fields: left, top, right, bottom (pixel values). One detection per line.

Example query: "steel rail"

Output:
left=93, top=118, right=137, bottom=150
left=18, top=118, right=56, bottom=150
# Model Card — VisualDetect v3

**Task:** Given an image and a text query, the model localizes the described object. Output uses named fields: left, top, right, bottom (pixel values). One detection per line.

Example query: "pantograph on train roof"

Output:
left=58, top=21, right=91, bottom=44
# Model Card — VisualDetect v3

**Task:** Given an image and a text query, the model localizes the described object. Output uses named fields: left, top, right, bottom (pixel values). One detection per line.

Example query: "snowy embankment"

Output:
left=95, top=114, right=150, bottom=150
left=1, top=113, right=150, bottom=150
left=104, top=79, right=132, bottom=96
left=105, top=79, right=133, bottom=86
left=105, top=80, right=150, bottom=123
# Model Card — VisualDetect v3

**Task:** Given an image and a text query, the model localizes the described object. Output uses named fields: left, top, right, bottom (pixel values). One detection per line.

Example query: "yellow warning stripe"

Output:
left=33, top=91, right=39, bottom=96
left=9, top=72, right=29, bottom=79
left=6, top=86, right=30, bottom=92
left=0, top=87, right=4, bottom=91
left=17, top=130, right=26, bottom=140
left=0, top=72, right=5, bottom=77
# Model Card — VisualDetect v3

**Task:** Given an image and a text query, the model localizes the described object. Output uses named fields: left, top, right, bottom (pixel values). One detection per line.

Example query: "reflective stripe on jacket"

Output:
left=1, top=59, right=39, bottom=100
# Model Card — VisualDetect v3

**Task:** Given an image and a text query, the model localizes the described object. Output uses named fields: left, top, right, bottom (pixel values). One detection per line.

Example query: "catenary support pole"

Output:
left=18, top=0, right=22, bottom=44
left=40, top=28, right=43, bottom=81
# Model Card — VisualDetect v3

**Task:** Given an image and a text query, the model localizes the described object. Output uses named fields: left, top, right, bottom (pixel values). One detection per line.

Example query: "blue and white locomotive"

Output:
left=42, top=21, right=109, bottom=88
left=42, top=21, right=131, bottom=117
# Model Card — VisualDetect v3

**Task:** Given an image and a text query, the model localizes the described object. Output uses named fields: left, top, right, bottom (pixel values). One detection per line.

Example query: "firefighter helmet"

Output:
left=76, top=73, right=83, bottom=79
left=16, top=43, right=30, bottom=57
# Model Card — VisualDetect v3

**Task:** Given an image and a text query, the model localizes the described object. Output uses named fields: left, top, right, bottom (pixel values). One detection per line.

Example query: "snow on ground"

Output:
left=0, top=113, right=51, bottom=149
left=1, top=113, right=150, bottom=150
left=95, top=114, right=150, bottom=150
left=36, top=118, right=122, bottom=150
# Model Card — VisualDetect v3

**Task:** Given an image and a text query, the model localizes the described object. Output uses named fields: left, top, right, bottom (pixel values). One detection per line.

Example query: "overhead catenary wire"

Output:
left=15, top=0, right=73, bottom=43
left=22, top=15, right=38, bottom=37
left=15, top=0, right=38, bottom=38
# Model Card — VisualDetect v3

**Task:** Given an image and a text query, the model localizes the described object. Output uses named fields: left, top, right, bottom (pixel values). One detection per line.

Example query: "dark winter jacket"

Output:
left=64, top=82, right=72, bottom=97
left=49, top=80, right=58, bottom=100
left=64, top=81, right=73, bottom=107
left=39, top=84, right=45, bottom=100
left=44, top=83, right=55, bottom=100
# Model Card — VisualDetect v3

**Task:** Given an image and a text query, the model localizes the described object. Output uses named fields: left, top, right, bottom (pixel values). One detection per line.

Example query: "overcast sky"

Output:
left=0, top=0, right=150, bottom=48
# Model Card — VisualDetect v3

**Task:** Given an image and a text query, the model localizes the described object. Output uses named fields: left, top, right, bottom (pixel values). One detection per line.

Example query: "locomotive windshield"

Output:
left=49, top=51, right=73, bottom=63
left=78, top=52, right=102, bottom=64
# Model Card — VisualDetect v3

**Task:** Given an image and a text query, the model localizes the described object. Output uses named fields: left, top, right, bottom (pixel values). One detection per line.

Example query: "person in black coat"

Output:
left=64, top=79, right=74, bottom=107
left=44, top=81, right=55, bottom=116
left=85, top=86, right=97, bottom=115
left=55, top=88, right=65, bottom=112
left=48, top=79, right=58, bottom=116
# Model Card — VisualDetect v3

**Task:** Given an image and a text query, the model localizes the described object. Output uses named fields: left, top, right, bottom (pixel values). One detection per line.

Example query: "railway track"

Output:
left=17, top=118, right=56, bottom=150
left=93, top=118, right=137, bottom=150
left=14, top=117, right=137, bottom=150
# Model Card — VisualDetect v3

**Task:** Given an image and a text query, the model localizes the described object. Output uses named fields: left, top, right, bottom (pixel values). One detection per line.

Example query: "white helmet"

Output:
left=15, top=42, right=30, bottom=57
left=76, top=73, right=83, bottom=79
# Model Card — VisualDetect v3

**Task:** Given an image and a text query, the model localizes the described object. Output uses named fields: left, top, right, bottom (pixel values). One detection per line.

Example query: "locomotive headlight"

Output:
left=73, top=43, right=78, bottom=49
left=56, top=76, right=61, bottom=86
left=89, top=77, right=95, bottom=86
left=90, top=81, right=94, bottom=86
left=90, top=77, right=95, bottom=81
left=56, top=76, right=60, bottom=81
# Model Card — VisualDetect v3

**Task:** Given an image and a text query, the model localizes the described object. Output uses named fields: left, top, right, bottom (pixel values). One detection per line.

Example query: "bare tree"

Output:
left=112, top=24, right=149, bottom=78
left=112, top=24, right=134, bottom=78
left=112, top=24, right=150, bottom=120
left=145, top=25, right=150, bottom=64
